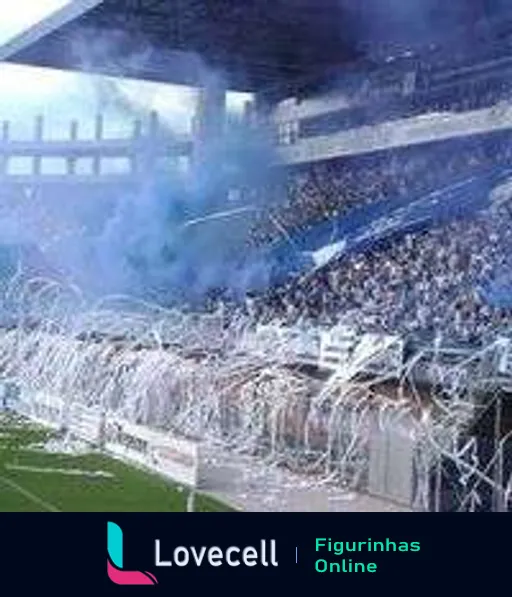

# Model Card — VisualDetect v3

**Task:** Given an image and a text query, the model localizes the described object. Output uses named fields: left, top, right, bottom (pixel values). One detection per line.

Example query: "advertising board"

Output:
left=67, top=403, right=102, bottom=444
left=104, top=417, right=200, bottom=488
left=15, top=391, right=64, bottom=428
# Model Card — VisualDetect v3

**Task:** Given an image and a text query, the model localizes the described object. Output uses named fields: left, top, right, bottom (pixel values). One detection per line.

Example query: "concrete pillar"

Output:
left=67, top=120, right=78, bottom=175
left=135, top=111, right=159, bottom=182
left=192, top=73, right=226, bottom=165
left=93, top=114, right=103, bottom=176
left=34, top=115, right=44, bottom=176
left=131, top=118, right=142, bottom=176
left=146, top=110, right=159, bottom=174
left=0, top=121, right=9, bottom=176
left=250, top=92, right=275, bottom=143
left=242, top=99, right=256, bottom=129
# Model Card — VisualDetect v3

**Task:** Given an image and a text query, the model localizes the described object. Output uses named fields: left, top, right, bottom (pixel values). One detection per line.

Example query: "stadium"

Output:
left=0, top=0, right=511, bottom=512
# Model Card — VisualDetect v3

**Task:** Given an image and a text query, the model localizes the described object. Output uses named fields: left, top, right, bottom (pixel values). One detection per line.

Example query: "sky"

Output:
left=0, top=62, right=200, bottom=139
left=0, top=62, right=251, bottom=137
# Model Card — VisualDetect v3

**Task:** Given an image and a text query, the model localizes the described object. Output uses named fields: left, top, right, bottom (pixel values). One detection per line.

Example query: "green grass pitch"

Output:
left=0, top=412, right=232, bottom=512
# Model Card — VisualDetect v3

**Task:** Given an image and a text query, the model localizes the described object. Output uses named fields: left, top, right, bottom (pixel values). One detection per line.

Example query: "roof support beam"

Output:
left=0, top=0, right=106, bottom=61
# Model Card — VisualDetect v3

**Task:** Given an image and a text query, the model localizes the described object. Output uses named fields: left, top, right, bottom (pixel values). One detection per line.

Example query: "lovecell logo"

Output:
left=107, top=522, right=158, bottom=585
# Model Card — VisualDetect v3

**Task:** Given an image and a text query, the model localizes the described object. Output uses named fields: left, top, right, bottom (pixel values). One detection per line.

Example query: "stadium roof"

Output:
left=2, top=0, right=510, bottom=99
left=0, top=0, right=360, bottom=96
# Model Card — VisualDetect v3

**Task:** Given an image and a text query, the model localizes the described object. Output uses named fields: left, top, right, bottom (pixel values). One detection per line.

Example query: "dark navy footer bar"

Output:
left=0, top=514, right=507, bottom=592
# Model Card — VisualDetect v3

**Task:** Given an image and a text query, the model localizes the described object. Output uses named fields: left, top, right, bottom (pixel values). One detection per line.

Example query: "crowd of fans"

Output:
left=234, top=38, right=512, bottom=346
left=252, top=196, right=512, bottom=344
left=248, top=130, right=512, bottom=246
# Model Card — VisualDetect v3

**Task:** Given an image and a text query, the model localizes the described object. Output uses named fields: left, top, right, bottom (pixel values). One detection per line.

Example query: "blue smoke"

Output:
left=80, top=162, right=510, bottom=305
left=40, top=120, right=283, bottom=305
